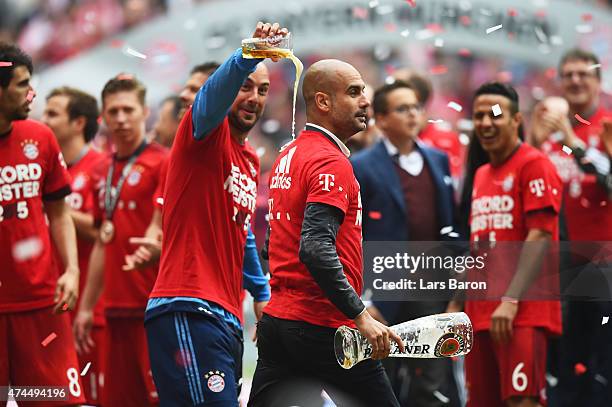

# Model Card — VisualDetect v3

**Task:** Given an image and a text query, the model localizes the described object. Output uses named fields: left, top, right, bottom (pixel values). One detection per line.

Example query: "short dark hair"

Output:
left=559, top=48, right=601, bottom=80
left=191, top=62, right=220, bottom=77
left=372, top=80, right=416, bottom=115
left=0, top=42, right=33, bottom=88
left=161, top=95, right=182, bottom=121
left=101, top=73, right=146, bottom=107
left=47, top=86, right=100, bottom=142
left=473, top=82, right=520, bottom=115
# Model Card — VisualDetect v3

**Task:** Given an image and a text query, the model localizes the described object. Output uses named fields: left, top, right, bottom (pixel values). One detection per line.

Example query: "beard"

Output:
left=228, top=109, right=259, bottom=133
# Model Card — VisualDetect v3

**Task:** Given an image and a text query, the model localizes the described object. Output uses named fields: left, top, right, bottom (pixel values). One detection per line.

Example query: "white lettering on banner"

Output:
left=529, top=178, right=545, bottom=197
left=318, top=173, right=335, bottom=192
left=223, top=162, right=257, bottom=230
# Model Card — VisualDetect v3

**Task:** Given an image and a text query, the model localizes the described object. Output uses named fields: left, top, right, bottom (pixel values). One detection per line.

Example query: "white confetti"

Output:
left=368, top=0, right=379, bottom=7
left=534, top=26, right=548, bottom=43
left=12, top=237, right=43, bottom=262
left=562, top=145, right=573, bottom=155
left=428, top=119, right=444, bottom=124
left=459, top=133, right=470, bottom=146
left=575, top=24, right=593, bottom=34
left=415, top=29, right=434, bottom=40
left=588, top=63, right=602, bottom=71
left=434, top=38, right=444, bottom=47
left=400, top=29, right=410, bottom=37
left=448, top=232, right=460, bottom=238
left=80, top=362, right=92, bottom=376
left=492, top=104, right=502, bottom=116
left=440, top=226, right=454, bottom=235
left=486, top=24, right=503, bottom=34
left=256, top=147, right=266, bottom=157
left=123, top=46, right=147, bottom=59
left=156, top=197, right=164, bottom=205
left=603, top=316, right=609, bottom=325
left=447, top=101, right=463, bottom=112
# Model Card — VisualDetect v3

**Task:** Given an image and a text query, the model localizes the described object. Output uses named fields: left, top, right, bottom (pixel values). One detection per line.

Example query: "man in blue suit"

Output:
left=352, top=80, right=458, bottom=406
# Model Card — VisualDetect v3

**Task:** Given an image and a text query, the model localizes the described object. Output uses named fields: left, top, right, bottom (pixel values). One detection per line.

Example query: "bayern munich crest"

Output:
left=434, top=333, right=466, bottom=357
left=127, top=170, right=142, bottom=186
left=21, top=139, right=39, bottom=160
left=205, top=371, right=225, bottom=393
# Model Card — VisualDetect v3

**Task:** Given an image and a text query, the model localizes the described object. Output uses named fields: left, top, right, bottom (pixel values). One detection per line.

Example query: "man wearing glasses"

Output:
left=351, top=80, right=458, bottom=406
left=529, top=49, right=612, bottom=405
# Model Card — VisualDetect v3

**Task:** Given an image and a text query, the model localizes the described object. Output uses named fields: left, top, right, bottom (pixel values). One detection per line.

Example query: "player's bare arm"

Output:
left=45, top=198, right=80, bottom=314
left=490, top=227, right=552, bottom=344
left=70, top=209, right=98, bottom=242
left=73, top=238, right=104, bottom=353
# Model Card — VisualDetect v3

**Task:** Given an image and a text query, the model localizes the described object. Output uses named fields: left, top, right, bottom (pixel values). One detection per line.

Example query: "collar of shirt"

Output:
left=305, top=122, right=351, bottom=158
left=383, top=138, right=424, bottom=176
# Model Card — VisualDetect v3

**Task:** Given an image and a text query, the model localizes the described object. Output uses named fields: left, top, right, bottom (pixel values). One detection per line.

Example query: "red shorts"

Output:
left=0, top=307, right=86, bottom=406
left=79, top=325, right=106, bottom=405
left=103, top=317, right=158, bottom=406
left=466, top=328, right=547, bottom=407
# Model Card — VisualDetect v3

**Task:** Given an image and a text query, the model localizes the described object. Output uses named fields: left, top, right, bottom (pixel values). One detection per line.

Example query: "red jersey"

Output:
left=153, top=158, right=168, bottom=209
left=264, top=127, right=363, bottom=329
left=150, top=110, right=260, bottom=320
left=419, top=123, right=466, bottom=187
left=0, top=120, right=71, bottom=313
left=541, top=106, right=612, bottom=241
left=67, top=147, right=106, bottom=325
left=93, top=142, right=167, bottom=314
left=467, top=143, right=562, bottom=335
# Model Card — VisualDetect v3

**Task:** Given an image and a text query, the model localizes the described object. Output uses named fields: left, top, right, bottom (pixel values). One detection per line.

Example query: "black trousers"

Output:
left=248, top=314, right=400, bottom=407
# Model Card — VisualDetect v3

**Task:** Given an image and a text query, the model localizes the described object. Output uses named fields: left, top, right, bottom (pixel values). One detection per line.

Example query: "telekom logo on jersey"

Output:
left=0, top=163, right=42, bottom=201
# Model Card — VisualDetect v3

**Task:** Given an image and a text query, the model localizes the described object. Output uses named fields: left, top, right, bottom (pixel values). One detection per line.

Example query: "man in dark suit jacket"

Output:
left=352, top=80, right=459, bottom=407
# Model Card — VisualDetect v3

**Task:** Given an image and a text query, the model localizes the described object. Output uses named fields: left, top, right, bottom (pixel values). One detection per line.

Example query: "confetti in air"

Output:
left=581, top=13, right=593, bottom=22
left=588, top=63, right=601, bottom=71
left=81, top=362, right=92, bottom=376
left=440, top=226, right=454, bottom=235
left=492, top=104, right=502, bottom=116
left=352, top=7, right=368, bottom=19
left=428, top=119, right=444, bottom=124
left=400, top=29, right=410, bottom=37
left=603, top=316, right=610, bottom=325
left=0, top=61, right=13, bottom=67
left=123, top=46, right=147, bottom=59
left=434, top=38, right=444, bottom=48
left=574, top=363, right=587, bottom=375
left=447, top=101, right=463, bottom=112
left=486, top=24, right=503, bottom=34
left=41, top=332, right=58, bottom=347
left=406, top=0, right=416, bottom=7
left=574, top=114, right=591, bottom=125
left=368, top=0, right=379, bottom=8
left=562, top=145, right=573, bottom=155
left=457, top=48, right=471, bottom=57
left=430, top=65, right=448, bottom=75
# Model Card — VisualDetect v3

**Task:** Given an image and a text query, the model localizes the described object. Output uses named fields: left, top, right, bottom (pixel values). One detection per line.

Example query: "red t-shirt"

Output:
left=150, top=109, right=260, bottom=320
left=0, top=120, right=72, bottom=313
left=467, top=143, right=562, bottom=335
left=419, top=123, right=466, bottom=187
left=264, top=129, right=363, bottom=329
left=93, top=142, right=167, bottom=315
left=67, top=147, right=106, bottom=325
left=541, top=107, right=612, bottom=241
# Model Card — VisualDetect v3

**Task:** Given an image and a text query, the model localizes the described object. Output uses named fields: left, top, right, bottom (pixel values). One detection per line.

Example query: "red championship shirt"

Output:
left=93, top=142, right=167, bottom=315
left=541, top=107, right=612, bottom=241
left=264, top=126, right=363, bottom=329
left=150, top=109, right=260, bottom=320
left=67, top=147, right=106, bottom=325
left=0, top=120, right=71, bottom=313
left=467, top=143, right=562, bottom=335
